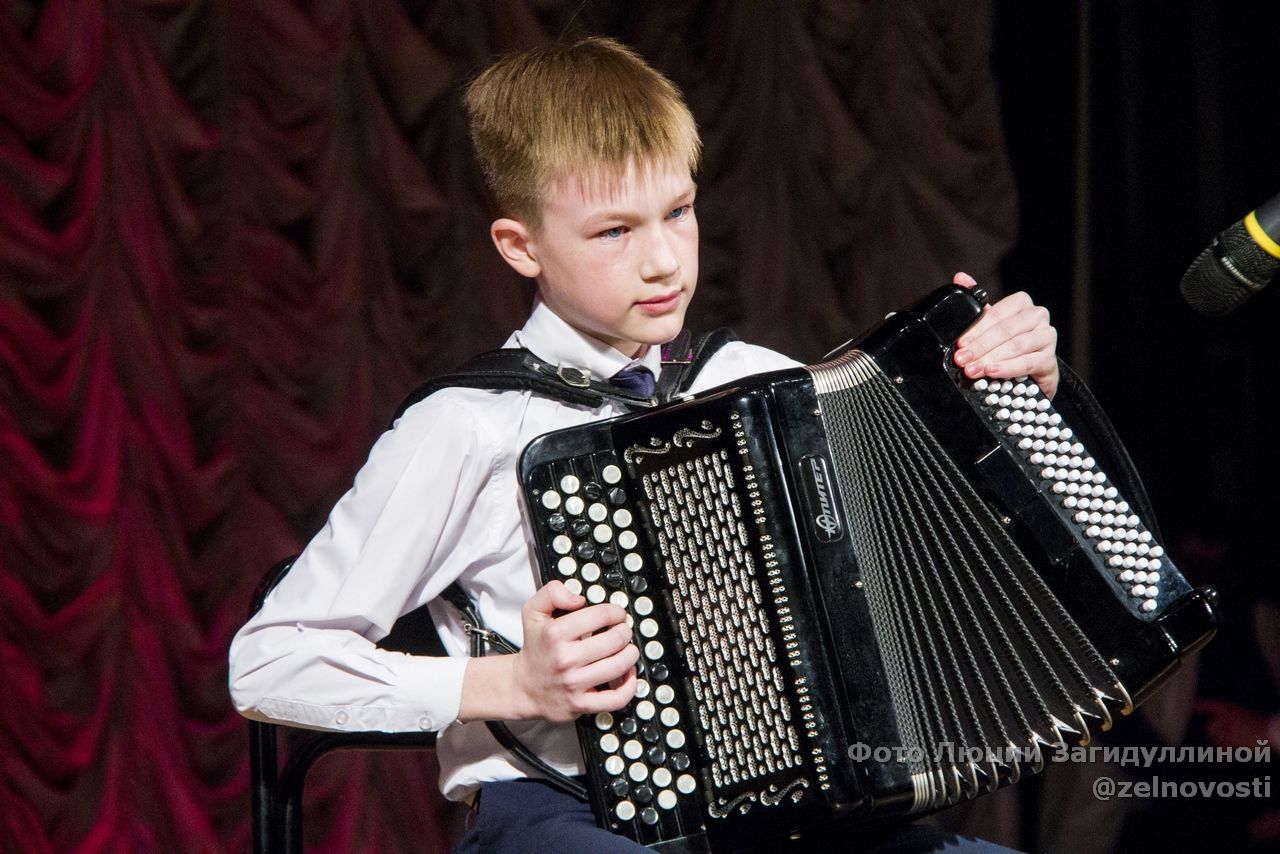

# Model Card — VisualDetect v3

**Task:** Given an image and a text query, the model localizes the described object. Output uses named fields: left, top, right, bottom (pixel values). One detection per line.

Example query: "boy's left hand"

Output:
left=950, top=272, right=1060, bottom=398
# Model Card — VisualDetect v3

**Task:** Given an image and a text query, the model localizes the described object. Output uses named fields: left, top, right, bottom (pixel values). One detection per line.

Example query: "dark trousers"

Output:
left=452, top=778, right=1021, bottom=853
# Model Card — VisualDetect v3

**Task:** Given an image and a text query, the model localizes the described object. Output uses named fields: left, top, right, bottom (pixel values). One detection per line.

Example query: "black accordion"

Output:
left=518, top=285, right=1217, bottom=852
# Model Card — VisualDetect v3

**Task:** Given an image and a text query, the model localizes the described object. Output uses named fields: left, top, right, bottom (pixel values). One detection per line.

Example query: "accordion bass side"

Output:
left=517, top=285, right=1217, bottom=852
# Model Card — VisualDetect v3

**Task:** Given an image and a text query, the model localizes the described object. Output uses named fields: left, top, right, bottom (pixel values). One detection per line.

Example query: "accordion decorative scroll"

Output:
left=518, top=285, right=1217, bottom=852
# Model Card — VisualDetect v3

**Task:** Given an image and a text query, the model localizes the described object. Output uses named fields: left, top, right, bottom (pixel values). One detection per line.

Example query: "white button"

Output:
left=660, top=707, right=680, bottom=727
left=644, top=641, right=664, bottom=659
left=613, top=509, right=633, bottom=527
left=541, top=491, right=561, bottom=510
left=635, top=597, right=654, bottom=616
left=565, top=496, right=585, bottom=515
left=418, top=715, right=434, bottom=730
left=602, top=465, right=623, bottom=484
left=553, top=535, right=572, bottom=555
left=666, top=729, right=686, bottom=749
left=588, top=503, right=608, bottom=522
left=594, top=524, right=613, bottom=543
left=655, top=685, right=675, bottom=704
left=565, top=578, right=583, bottom=595
left=616, top=800, right=636, bottom=821
left=653, top=768, right=673, bottom=788
left=558, top=557, right=577, bottom=576
left=560, top=475, right=580, bottom=493
left=677, top=774, right=697, bottom=794
left=335, top=710, right=350, bottom=725
left=624, top=553, right=644, bottom=572
left=657, top=790, right=678, bottom=810
left=636, top=700, right=656, bottom=720
left=628, top=762, right=648, bottom=782
left=600, top=734, right=620, bottom=753
left=580, top=562, right=601, bottom=582
left=587, top=584, right=606, bottom=604
left=596, top=712, right=614, bottom=730
left=604, top=755, right=625, bottom=776
left=623, top=739, right=643, bottom=759
left=634, top=679, right=650, bottom=699
left=610, top=591, right=629, bottom=609
left=618, top=531, right=639, bottom=550
left=639, top=618, right=659, bottom=638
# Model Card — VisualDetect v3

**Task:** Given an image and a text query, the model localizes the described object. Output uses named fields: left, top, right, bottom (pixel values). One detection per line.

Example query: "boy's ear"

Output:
left=490, top=218, right=541, bottom=278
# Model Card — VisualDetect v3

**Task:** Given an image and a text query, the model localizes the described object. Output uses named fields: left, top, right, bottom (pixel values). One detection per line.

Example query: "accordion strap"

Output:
left=439, top=583, right=590, bottom=802
left=391, top=327, right=738, bottom=425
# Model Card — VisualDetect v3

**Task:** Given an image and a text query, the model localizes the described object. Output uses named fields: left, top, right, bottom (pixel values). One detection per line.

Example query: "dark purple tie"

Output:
left=610, top=365, right=655, bottom=398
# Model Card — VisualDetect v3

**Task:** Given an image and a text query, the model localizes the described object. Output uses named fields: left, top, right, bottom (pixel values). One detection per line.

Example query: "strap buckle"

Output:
left=555, top=364, right=592, bottom=388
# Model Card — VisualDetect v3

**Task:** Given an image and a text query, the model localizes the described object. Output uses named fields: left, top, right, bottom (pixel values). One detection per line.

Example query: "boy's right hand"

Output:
left=509, top=580, right=639, bottom=722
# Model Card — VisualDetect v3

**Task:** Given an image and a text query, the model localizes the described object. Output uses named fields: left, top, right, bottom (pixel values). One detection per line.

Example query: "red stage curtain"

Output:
left=0, top=2, right=1013, bottom=850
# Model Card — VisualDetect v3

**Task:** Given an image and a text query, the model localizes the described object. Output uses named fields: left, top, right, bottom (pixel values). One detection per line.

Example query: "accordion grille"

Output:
left=641, top=448, right=804, bottom=789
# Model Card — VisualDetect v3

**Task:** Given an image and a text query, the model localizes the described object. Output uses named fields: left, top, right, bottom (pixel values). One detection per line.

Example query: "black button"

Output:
left=575, top=541, right=597, bottom=560
left=608, top=487, right=627, bottom=505
left=671, top=752, right=690, bottom=771
left=610, top=778, right=630, bottom=798
left=651, top=664, right=670, bottom=682
left=571, top=520, right=591, bottom=538
left=604, top=569, right=625, bottom=587
left=618, top=717, right=638, bottom=736
left=628, top=576, right=649, bottom=594
left=647, top=746, right=667, bottom=765
left=599, top=548, right=618, bottom=566
left=642, top=722, right=661, bottom=743
left=640, top=807, right=659, bottom=826
left=634, top=784, right=654, bottom=804
left=584, top=482, right=603, bottom=501
left=547, top=513, right=566, bottom=532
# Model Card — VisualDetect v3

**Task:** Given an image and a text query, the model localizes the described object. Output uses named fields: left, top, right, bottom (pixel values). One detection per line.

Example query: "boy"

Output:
left=230, top=36, right=1057, bottom=852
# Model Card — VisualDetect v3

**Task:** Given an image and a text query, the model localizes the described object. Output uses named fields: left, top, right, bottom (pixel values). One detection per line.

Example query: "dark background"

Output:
left=1, top=1, right=1276, bottom=851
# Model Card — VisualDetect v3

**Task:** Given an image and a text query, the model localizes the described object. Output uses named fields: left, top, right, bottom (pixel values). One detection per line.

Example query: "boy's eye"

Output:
left=667, top=204, right=693, bottom=221
left=598, top=226, right=626, bottom=240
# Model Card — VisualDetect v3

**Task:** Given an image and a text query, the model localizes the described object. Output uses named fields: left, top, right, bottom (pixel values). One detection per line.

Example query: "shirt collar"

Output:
left=508, top=297, right=664, bottom=383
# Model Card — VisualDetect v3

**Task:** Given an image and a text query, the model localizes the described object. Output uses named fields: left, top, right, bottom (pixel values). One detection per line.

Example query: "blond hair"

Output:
left=464, top=36, right=701, bottom=223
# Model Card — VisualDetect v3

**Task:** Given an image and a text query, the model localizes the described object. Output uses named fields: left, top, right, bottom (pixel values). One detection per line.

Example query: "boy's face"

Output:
left=498, top=161, right=698, bottom=359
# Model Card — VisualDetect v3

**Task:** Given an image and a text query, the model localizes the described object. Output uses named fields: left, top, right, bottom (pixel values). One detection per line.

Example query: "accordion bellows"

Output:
left=519, top=285, right=1217, bottom=852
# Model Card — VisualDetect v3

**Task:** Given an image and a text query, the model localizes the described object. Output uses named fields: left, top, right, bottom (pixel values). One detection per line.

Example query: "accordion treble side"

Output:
left=517, top=285, right=1217, bottom=852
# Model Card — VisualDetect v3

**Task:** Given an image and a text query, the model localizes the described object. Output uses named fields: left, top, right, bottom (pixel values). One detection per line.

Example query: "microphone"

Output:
left=1179, top=192, right=1280, bottom=316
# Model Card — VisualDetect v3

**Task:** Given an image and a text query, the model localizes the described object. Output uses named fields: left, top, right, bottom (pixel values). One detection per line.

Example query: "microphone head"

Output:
left=1179, top=221, right=1280, bottom=316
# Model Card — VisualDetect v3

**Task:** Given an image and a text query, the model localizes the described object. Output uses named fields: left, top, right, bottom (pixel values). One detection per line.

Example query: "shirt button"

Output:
left=334, top=710, right=350, bottom=726
left=419, top=716, right=435, bottom=731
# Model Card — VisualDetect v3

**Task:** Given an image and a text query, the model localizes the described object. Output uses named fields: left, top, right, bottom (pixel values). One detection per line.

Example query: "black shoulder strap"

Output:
left=654, top=327, right=739, bottom=402
left=391, top=327, right=738, bottom=426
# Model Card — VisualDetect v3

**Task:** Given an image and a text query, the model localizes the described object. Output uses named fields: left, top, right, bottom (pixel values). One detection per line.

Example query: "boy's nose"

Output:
left=639, top=231, right=680, bottom=282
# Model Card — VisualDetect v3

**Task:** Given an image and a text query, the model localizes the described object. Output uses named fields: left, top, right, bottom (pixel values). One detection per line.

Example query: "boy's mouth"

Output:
left=635, top=290, right=682, bottom=313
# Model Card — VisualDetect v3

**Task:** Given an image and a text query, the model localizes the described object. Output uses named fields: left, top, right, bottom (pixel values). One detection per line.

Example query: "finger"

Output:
left=545, top=602, right=629, bottom=642
left=524, top=581, right=585, bottom=621
left=952, top=271, right=978, bottom=288
left=956, top=295, right=1042, bottom=359
left=575, top=643, right=641, bottom=696
left=576, top=666, right=639, bottom=715
left=962, top=325, right=1057, bottom=377
left=562, top=621, right=634, bottom=669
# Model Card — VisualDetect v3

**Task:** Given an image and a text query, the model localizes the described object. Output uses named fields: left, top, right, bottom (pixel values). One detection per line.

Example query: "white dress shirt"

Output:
left=228, top=298, right=800, bottom=801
